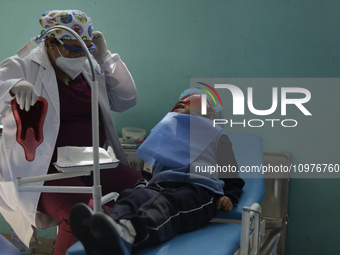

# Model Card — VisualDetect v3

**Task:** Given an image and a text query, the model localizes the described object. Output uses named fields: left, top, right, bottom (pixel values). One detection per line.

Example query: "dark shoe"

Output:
left=70, top=203, right=101, bottom=255
left=90, top=213, right=135, bottom=255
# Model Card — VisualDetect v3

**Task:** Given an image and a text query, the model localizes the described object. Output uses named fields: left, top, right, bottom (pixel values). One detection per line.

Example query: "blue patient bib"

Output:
left=137, top=112, right=225, bottom=195
left=137, top=112, right=223, bottom=168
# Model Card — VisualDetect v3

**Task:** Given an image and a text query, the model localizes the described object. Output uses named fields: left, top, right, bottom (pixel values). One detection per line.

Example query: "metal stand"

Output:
left=16, top=25, right=109, bottom=213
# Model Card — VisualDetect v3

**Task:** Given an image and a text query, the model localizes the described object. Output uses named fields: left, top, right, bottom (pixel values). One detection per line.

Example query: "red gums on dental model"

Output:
left=11, top=97, right=48, bottom=161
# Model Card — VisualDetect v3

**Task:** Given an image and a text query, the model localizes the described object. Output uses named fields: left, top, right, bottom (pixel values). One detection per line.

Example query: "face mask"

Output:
left=54, top=46, right=86, bottom=80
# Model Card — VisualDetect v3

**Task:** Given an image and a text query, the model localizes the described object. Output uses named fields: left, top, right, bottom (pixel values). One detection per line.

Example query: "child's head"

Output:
left=171, top=93, right=216, bottom=120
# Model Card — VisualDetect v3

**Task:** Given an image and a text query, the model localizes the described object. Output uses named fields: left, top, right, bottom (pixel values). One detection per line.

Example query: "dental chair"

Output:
left=66, top=132, right=265, bottom=255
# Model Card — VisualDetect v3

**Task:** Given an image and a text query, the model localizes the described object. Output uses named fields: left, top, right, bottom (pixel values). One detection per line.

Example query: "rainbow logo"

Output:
left=196, top=82, right=223, bottom=106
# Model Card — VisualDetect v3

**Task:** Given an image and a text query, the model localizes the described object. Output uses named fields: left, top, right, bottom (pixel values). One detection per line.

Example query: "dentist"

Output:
left=0, top=10, right=142, bottom=255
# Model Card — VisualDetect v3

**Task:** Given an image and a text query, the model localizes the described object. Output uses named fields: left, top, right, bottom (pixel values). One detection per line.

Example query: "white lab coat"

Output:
left=0, top=44, right=137, bottom=247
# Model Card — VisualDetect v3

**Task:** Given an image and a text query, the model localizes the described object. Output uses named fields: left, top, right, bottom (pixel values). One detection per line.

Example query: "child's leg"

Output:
left=109, top=181, right=216, bottom=250
left=83, top=163, right=143, bottom=207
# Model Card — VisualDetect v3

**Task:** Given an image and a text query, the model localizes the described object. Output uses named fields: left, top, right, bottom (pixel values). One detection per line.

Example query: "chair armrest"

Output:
left=240, top=203, right=264, bottom=255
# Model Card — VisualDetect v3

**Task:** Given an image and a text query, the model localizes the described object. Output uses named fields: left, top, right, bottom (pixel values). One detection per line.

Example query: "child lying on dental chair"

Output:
left=70, top=89, right=245, bottom=255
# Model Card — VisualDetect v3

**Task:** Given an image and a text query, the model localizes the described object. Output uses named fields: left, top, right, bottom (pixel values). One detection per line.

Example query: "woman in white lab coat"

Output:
left=0, top=10, right=142, bottom=254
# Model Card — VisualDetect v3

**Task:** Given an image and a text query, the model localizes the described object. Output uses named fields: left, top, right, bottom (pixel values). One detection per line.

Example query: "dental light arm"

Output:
left=16, top=26, right=101, bottom=213
left=17, top=38, right=42, bottom=59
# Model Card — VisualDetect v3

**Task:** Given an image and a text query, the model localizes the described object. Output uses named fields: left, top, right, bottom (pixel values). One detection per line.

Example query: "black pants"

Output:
left=109, top=181, right=217, bottom=251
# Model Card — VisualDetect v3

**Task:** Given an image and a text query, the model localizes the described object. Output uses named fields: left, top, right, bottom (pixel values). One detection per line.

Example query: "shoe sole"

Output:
left=70, top=203, right=102, bottom=255
left=90, top=213, right=131, bottom=255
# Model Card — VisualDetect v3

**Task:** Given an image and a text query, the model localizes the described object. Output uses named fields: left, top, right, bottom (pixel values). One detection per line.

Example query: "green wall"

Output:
left=1, top=0, right=340, bottom=254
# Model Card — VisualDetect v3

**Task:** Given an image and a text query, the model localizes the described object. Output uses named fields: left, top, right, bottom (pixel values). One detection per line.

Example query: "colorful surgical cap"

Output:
left=39, top=10, right=93, bottom=40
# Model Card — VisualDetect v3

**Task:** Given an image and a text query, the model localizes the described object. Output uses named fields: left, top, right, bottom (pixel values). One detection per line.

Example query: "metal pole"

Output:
left=18, top=26, right=101, bottom=213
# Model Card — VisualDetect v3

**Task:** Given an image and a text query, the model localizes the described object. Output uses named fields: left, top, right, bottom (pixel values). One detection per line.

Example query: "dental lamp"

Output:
left=16, top=26, right=102, bottom=213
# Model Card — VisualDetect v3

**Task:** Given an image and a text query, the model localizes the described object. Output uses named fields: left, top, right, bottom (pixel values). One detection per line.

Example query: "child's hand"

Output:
left=216, top=196, right=233, bottom=212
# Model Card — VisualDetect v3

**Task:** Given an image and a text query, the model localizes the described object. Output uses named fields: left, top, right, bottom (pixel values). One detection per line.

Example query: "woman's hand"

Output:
left=91, top=31, right=111, bottom=64
left=10, top=80, right=38, bottom=111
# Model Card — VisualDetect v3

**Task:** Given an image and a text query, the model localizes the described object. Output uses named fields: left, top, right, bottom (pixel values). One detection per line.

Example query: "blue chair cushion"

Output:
left=66, top=241, right=86, bottom=255
left=67, top=223, right=241, bottom=255
left=0, top=234, right=21, bottom=255
left=135, top=223, right=241, bottom=255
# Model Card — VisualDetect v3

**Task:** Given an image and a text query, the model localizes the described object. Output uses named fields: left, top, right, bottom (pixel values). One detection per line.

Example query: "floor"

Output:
left=2, top=233, right=54, bottom=255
